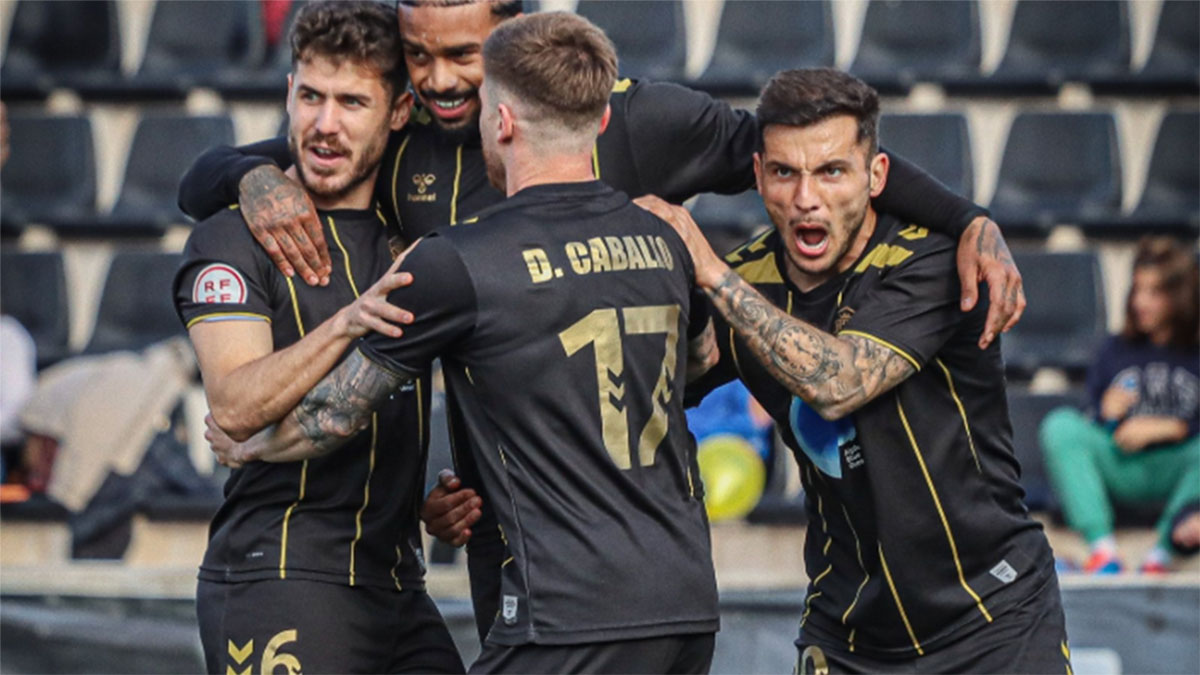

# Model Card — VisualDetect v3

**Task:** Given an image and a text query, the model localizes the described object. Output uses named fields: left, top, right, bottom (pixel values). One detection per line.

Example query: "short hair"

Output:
left=482, top=11, right=617, bottom=133
left=396, top=0, right=523, bottom=20
left=756, top=68, right=880, bottom=158
left=291, top=1, right=408, bottom=100
left=1122, top=236, right=1199, bottom=349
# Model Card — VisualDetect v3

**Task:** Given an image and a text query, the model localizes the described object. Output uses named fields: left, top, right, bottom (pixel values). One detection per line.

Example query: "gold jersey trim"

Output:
left=186, top=312, right=270, bottom=329
left=896, top=398, right=994, bottom=623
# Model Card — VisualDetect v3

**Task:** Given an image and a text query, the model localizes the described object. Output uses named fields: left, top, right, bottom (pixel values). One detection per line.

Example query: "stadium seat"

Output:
left=1006, top=388, right=1086, bottom=511
left=693, top=0, right=834, bottom=95
left=989, top=112, right=1122, bottom=236
left=0, top=114, right=98, bottom=235
left=0, top=252, right=71, bottom=369
left=0, top=0, right=121, bottom=100
left=955, top=0, right=1130, bottom=94
left=850, top=0, right=981, bottom=94
left=691, top=191, right=770, bottom=255
left=1002, top=251, right=1107, bottom=376
left=216, top=0, right=304, bottom=100
left=1090, top=110, right=1199, bottom=237
left=123, top=0, right=265, bottom=99
left=575, top=1, right=686, bottom=83
left=83, top=252, right=186, bottom=355
left=1104, top=0, right=1199, bottom=94
left=63, top=114, right=236, bottom=237
left=879, top=113, right=974, bottom=200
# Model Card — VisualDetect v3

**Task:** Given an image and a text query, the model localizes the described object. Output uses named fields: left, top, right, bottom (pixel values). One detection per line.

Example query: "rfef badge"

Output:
left=193, top=263, right=248, bottom=304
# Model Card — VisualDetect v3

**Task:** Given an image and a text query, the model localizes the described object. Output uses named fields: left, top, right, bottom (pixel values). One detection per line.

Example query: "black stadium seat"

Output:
left=0, top=251, right=72, bottom=369
left=989, top=112, right=1122, bottom=236
left=1107, top=0, right=1199, bottom=95
left=1128, top=110, right=1200, bottom=233
left=576, top=0, right=686, bottom=83
left=124, top=0, right=264, bottom=99
left=1002, top=251, right=1107, bottom=376
left=694, top=0, right=834, bottom=95
left=691, top=190, right=770, bottom=256
left=1005, top=388, right=1086, bottom=511
left=954, top=0, right=1130, bottom=94
left=850, top=0, right=981, bottom=94
left=83, top=252, right=185, bottom=355
left=61, top=114, right=236, bottom=237
left=0, top=0, right=122, bottom=100
left=879, top=113, right=974, bottom=200
left=0, top=114, right=98, bottom=235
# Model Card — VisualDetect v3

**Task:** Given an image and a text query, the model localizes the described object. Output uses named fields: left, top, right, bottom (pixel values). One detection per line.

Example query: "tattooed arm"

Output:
left=219, top=349, right=410, bottom=466
left=705, top=270, right=914, bottom=419
left=686, top=318, right=719, bottom=383
left=958, top=216, right=1025, bottom=349
left=636, top=195, right=915, bottom=418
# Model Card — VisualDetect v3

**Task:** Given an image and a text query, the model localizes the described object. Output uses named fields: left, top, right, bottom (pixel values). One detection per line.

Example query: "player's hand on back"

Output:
left=633, top=195, right=728, bottom=289
left=334, top=253, right=416, bottom=340
left=239, top=165, right=333, bottom=287
left=421, top=469, right=483, bottom=547
left=957, top=216, right=1026, bottom=350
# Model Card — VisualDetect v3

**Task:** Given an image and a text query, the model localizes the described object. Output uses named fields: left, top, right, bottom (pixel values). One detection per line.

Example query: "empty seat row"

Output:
left=577, top=0, right=1197, bottom=95
left=693, top=109, right=1199, bottom=239
left=0, top=250, right=184, bottom=369
left=2, top=1, right=1196, bottom=101
left=0, top=112, right=234, bottom=237
left=1, top=0, right=295, bottom=101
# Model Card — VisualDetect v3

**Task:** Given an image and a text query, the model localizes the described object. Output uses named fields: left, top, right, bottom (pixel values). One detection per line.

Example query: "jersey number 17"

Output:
left=559, top=305, right=680, bottom=470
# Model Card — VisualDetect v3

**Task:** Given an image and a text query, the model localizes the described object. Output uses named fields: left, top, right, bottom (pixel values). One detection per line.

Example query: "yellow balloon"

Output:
left=697, top=434, right=767, bottom=522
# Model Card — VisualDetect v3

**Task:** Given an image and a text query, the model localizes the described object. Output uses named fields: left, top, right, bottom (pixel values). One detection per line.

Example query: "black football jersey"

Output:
left=357, top=181, right=719, bottom=646
left=174, top=207, right=432, bottom=591
left=688, top=215, right=1055, bottom=659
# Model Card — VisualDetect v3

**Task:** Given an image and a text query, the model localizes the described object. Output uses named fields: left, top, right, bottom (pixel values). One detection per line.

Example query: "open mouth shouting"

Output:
left=793, top=222, right=831, bottom=258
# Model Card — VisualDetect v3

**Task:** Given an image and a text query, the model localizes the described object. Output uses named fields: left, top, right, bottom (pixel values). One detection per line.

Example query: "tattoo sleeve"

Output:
left=707, top=269, right=915, bottom=420
left=247, top=349, right=409, bottom=463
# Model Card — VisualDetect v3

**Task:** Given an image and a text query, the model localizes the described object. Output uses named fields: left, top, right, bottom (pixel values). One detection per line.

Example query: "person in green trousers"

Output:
left=1041, top=237, right=1199, bottom=574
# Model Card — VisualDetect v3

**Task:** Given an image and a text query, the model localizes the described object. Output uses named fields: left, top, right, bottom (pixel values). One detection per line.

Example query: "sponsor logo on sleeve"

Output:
left=193, top=264, right=248, bottom=304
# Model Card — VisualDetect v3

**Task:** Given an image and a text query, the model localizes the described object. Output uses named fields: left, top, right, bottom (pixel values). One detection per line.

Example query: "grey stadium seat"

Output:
left=0, top=0, right=122, bottom=100
left=989, top=112, right=1122, bottom=236
left=879, top=113, right=974, bottom=200
left=694, top=0, right=834, bottom=95
left=1005, top=388, right=1086, bottom=512
left=850, top=0, right=981, bottom=94
left=83, top=252, right=186, bottom=355
left=124, top=0, right=264, bottom=99
left=0, top=114, right=98, bottom=235
left=956, top=0, right=1130, bottom=94
left=0, top=251, right=72, bottom=368
left=1002, top=251, right=1107, bottom=377
left=576, top=0, right=687, bottom=83
left=60, top=114, right=236, bottom=237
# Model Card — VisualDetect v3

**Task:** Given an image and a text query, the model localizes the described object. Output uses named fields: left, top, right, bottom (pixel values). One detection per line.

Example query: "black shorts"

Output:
left=197, top=578, right=464, bottom=674
left=469, top=633, right=715, bottom=674
left=797, top=576, right=1071, bottom=674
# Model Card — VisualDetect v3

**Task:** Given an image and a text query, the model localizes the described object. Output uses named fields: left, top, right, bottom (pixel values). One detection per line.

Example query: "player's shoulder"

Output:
left=864, top=214, right=956, bottom=270
left=186, top=206, right=258, bottom=254
left=724, top=228, right=787, bottom=286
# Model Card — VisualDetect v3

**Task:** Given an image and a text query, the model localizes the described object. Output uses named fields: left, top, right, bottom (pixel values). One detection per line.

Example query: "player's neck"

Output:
left=504, top=150, right=596, bottom=197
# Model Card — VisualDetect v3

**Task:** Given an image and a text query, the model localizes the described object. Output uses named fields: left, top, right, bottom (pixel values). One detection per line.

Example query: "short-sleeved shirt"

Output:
left=688, top=214, right=1055, bottom=659
left=358, top=181, right=719, bottom=646
left=1086, top=335, right=1200, bottom=438
left=173, top=206, right=431, bottom=591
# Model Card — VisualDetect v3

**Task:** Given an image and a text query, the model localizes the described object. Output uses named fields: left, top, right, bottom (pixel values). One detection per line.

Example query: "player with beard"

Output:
left=179, top=0, right=1027, bottom=643
left=173, top=3, right=462, bottom=672
left=210, top=12, right=722, bottom=672
left=641, top=68, right=1068, bottom=674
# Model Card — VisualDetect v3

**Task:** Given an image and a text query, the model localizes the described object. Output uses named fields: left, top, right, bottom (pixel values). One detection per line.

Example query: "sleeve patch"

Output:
left=192, top=263, right=248, bottom=304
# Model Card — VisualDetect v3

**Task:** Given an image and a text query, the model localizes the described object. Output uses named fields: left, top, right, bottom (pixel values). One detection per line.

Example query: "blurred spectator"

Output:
left=1040, top=237, right=1199, bottom=574
left=687, top=381, right=774, bottom=521
left=0, top=316, right=35, bottom=447
left=1170, top=500, right=1200, bottom=557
